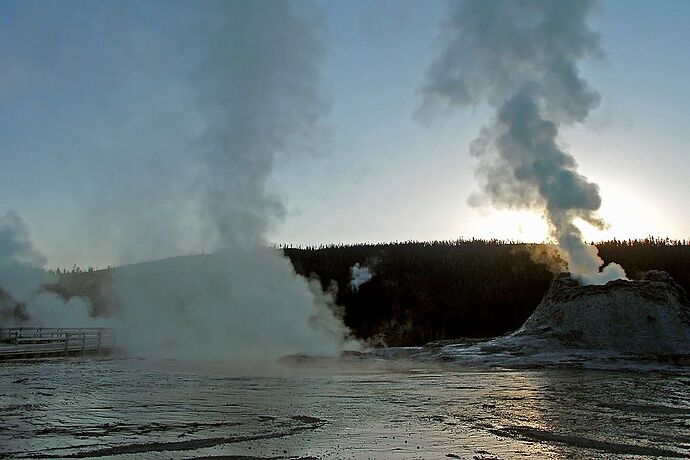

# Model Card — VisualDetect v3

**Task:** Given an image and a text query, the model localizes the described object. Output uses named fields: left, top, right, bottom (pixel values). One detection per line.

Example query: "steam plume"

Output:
left=111, top=1, right=356, bottom=360
left=196, top=1, right=327, bottom=249
left=1, top=1, right=357, bottom=359
left=350, top=263, right=373, bottom=291
left=418, top=0, right=625, bottom=285
left=0, top=211, right=98, bottom=327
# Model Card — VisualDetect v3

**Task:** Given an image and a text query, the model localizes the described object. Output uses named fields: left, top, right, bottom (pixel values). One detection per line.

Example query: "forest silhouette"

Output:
left=284, top=237, right=690, bottom=346
left=43, top=237, right=690, bottom=347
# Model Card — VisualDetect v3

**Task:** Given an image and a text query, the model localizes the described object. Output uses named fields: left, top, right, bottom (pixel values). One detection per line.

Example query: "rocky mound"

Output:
left=514, top=271, right=690, bottom=355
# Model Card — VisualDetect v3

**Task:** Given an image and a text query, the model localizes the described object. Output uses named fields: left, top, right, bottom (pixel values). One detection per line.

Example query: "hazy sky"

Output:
left=1, top=0, right=689, bottom=268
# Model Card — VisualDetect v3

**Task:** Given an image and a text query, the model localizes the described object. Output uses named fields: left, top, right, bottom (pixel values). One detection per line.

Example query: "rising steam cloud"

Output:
left=418, top=0, right=626, bottom=285
left=196, top=1, right=327, bottom=249
left=113, top=1, right=357, bottom=360
left=0, top=211, right=100, bottom=328
left=350, top=263, right=373, bottom=291
left=1, top=1, right=357, bottom=360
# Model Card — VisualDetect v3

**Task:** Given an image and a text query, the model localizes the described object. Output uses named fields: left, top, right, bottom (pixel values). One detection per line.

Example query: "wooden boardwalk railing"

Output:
left=0, top=327, right=116, bottom=360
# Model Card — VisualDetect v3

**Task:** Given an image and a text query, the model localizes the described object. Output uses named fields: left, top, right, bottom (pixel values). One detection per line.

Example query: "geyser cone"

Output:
left=380, top=270, right=690, bottom=369
left=516, top=271, right=690, bottom=355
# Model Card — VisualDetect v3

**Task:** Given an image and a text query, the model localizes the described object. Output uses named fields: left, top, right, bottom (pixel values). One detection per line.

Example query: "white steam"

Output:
left=418, top=0, right=626, bottom=285
left=110, top=1, right=357, bottom=360
left=1, top=1, right=358, bottom=360
left=350, top=263, right=373, bottom=291
left=113, top=251, right=355, bottom=361
left=0, top=211, right=100, bottom=328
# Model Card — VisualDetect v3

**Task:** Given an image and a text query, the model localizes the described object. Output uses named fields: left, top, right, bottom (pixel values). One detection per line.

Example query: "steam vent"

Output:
left=516, top=271, right=690, bottom=355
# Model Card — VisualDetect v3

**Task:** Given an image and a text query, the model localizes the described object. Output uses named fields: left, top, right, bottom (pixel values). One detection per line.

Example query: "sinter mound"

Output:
left=515, top=270, right=690, bottom=355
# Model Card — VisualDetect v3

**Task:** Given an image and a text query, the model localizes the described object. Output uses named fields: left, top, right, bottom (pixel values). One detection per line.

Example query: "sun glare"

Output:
left=580, top=181, right=672, bottom=242
left=467, top=209, right=550, bottom=243
left=464, top=179, right=672, bottom=244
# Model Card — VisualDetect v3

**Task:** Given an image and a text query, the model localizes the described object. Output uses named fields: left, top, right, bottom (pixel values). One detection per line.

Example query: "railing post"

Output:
left=64, top=332, right=70, bottom=357
left=97, top=330, right=102, bottom=355
left=82, top=331, right=86, bottom=356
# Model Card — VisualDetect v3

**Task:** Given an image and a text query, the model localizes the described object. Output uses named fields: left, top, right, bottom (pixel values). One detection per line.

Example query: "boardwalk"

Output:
left=0, top=327, right=115, bottom=360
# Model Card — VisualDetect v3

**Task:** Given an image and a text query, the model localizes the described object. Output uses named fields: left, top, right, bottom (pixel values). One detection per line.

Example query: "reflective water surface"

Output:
left=1, top=357, right=689, bottom=459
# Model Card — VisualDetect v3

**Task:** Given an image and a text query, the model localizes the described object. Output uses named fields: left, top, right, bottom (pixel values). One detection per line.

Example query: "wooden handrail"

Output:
left=0, top=327, right=116, bottom=359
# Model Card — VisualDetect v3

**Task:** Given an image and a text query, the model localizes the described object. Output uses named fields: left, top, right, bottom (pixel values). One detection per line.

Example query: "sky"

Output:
left=1, top=0, right=689, bottom=269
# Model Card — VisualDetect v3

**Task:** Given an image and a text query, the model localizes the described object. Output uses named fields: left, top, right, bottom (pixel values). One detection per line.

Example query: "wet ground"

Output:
left=1, top=357, right=689, bottom=459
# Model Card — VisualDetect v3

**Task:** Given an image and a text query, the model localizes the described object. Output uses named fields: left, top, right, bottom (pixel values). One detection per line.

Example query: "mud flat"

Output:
left=1, top=357, right=689, bottom=459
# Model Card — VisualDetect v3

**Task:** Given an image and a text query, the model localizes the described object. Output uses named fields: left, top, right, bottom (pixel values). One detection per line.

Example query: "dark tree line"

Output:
left=51, top=238, right=689, bottom=347
left=597, top=237, right=689, bottom=291
left=284, top=238, right=690, bottom=346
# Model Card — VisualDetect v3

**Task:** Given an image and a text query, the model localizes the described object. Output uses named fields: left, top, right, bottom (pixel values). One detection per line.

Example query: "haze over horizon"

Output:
left=1, top=0, right=689, bottom=269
